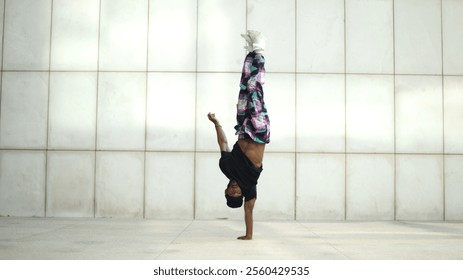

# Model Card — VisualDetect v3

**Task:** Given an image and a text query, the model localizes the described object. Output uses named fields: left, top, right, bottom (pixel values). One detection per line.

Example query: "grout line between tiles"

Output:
left=440, top=0, right=446, bottom=221
left=294, top=0, right=298, bottom=221
left=392, top=0, right=397, bottom=221
left=44, top=0, right=54, bottom=218
left=94, top=0, right=103, bottom=219
left=1, top=69, right=463, bottom=77
left=143, top=0, right=150, bottom=220
left=1, top=148, right=463, bottom=156
left=0, top=0, right=5, bottom=127
left=343, top=0, right=347, bottom=221
left=193, top=0, right=200, bottom=220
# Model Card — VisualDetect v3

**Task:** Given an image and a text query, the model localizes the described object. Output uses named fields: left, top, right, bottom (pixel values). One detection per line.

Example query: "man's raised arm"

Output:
left=208, top=112, right=230, bottom=152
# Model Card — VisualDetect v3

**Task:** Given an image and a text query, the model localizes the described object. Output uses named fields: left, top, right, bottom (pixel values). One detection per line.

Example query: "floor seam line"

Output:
left=154, top=220, right=194, bottom=260
left=298, top=222, right=352, bottom=260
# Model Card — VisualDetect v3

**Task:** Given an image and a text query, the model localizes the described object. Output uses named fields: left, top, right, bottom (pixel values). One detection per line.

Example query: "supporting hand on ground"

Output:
left=237, top=235, right=252, bottom=240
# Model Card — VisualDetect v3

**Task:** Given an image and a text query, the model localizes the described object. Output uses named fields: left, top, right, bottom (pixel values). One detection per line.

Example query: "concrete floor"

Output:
left=1, top=217, right=462, bottom=260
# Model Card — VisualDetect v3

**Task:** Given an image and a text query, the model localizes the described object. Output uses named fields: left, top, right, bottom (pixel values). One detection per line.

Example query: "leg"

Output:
left=235, top=37, right=270, bottom=144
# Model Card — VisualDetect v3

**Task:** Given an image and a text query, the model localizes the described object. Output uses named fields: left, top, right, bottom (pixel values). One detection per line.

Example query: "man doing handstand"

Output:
left=207, top=30, right=270, bottom=240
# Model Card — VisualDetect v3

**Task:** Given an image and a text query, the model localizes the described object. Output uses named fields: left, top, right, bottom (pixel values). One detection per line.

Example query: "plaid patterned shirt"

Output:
left=234, top=52, right=270, bottom=144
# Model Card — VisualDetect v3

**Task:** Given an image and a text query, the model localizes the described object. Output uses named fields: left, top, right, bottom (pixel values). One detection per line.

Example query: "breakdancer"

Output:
left=207, top=30, right=270, bottom=240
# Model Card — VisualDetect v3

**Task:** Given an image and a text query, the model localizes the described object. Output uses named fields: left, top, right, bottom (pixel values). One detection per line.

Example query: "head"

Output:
left=225, top=180, right=243, bottom=208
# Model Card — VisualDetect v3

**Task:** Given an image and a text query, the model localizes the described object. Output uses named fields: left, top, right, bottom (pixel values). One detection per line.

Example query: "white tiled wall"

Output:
left=445, top=155, right=463, bottom=220
left=0, top=151, right=46, bottom=217
left=396, top=155, right=444, bottom=220
left=46, top=151, right=95, bottom=217
left=255, top=153, right=296, bottom=220
left=1, top=0, right=462, bottom=221
left=97, top=72, right=146, bottom=151
left=248, top=0, right=296, bottom=72
left=296, top=74, right=345, bottom=152
left=394, top=0, right=443, bottom=75
left=48, top=72, right=97, bottom=150
left=444, top=76, right=463, bottom=153
left=346, top=154, right=395, bottom=220
left=443, top=0, right=463, bottom=75
left=145, top=152, right=194, bottom=219
left=297, top=0, right=345, bottom=73
left=395, top=75, right=443, bottom=153
left=197, top=0, right=246, bottom=72
left=95, top=152, right=145, bottom=218
left=50, top=0, right=100, bottom=71
left=346, top=0, right=394, bottom=74
left=196, top=73, right=239, bottom=152
left=0, top=72, right=49, bottom=149
left=346, top=75, right=394, bottom=153
left=2, top=0, right=52, bottom=71
left=149, top=0, right=197, bottom=72
left=147, top=73, right=196, bottom=151
left=264, top=74, right=296, bottom=152
left=296, top=154, right=345, bottom=220
left=99, top=0, right=148, bottom=71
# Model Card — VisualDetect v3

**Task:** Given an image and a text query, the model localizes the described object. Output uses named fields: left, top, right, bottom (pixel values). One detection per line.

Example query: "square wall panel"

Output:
left=97, top=72, right=146, bottom=151
left=346, top=75, right=394, bottom=153
left=445, top=155, right=463, bottom=221
left=0, top=72, right=49, bottom=149
left=196, top=73, right=241, bottom=152
left=48, top=72, right=97, bottom=150
left=247, top=0, right=295, bottom=72
left=46, top=151, right=95, bottom=218
left=443, top=0, right=463, bottom=75
left=394, top=0, right=442, bottom=75
left=395, top=75, right=443, bottom=154
left=0, top=151, right=46, bottom=217
left=99, top=0, right=148, bottom=71
left=3, top=0, right=52, bottom=70
left=95, top=152, right=145, bottom=218
left=195, top=152, right=242, bottom=220
left=296, top=74, right=345, bottom=153
left=149, top=0, right=197, bottom=71
left=50, top=0, right=100, bottom=71
left=296, top=154, right=345, bottom=220
left=145, top=152, right=194, bottom=219
left=146, top=73, right=196, bottom=151
left=396, top=155, right=444, bottom=221
left=444, top=76, right=463, bottom=154
left=346, top=0, right=393, bottom=74
left=297, top=0, right=345, bottom=73
left=197, top=0, right=246, bottom=72
left=346, top=154, right=394, bottom=220
left=264, top=74, right=295, bottom=152
left=254, top=153, right=295, bottom=220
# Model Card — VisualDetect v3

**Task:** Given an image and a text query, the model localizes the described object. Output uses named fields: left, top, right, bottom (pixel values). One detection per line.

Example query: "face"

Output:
left=225, top=180, right=242, bottom=197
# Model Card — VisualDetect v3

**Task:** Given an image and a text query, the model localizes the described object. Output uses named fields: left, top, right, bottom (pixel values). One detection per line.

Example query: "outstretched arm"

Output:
left=208, top=113, right=230, bottom=152
left=238, top=198, right=256, bottom=240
